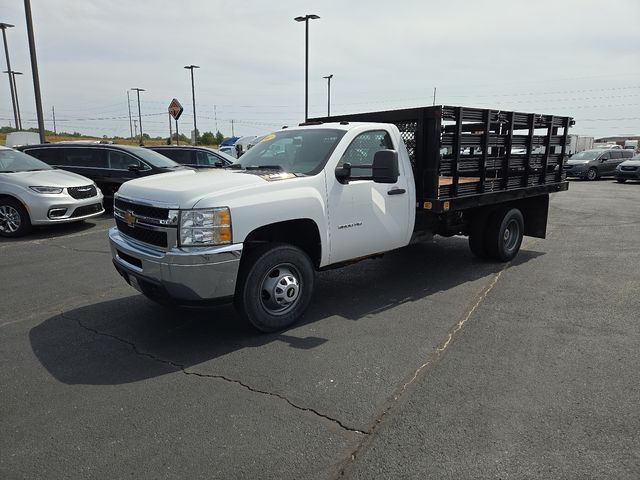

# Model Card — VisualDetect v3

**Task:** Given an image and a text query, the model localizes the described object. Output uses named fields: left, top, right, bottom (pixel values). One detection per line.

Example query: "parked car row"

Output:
left=1, top=143, right=240, bottom=237
left=0, top=146, right=104, bottom=237
left=564, top=148, right=636, bottom=181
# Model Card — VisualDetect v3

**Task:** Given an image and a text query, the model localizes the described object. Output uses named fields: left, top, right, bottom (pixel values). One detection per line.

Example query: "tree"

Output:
left=200, top=131, right=215, bottom=145
left=215, top=131, right=224, bottom=145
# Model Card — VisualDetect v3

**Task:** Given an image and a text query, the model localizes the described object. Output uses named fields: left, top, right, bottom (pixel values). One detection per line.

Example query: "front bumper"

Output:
left=616, top=170, right=640, bottom=180
left=109, top=227, right=242, bottom=304
left=26, top=191, right=104, bottom=225
left=564, top=166, right=588, bottom=178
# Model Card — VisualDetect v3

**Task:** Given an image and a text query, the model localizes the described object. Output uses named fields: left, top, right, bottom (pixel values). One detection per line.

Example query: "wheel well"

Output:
left=243, top=219, right=322, bottom=268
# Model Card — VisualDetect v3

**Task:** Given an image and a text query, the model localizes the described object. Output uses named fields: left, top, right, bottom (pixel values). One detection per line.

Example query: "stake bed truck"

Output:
left=109, top=105, right=573, bottom=331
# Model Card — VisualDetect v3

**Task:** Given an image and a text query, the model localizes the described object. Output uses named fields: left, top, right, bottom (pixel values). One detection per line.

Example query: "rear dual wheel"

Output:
left=468, top=207, right=524, bottom=262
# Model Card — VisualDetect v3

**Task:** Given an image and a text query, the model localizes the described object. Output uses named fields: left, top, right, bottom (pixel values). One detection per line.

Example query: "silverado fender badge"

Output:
left=125, top=211, right=136, bottom=228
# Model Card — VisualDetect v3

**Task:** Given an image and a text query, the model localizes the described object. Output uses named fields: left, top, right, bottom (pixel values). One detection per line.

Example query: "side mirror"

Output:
left=335, top=162, right=351, bottom=183
left=372, top=150, right=399, bottom=183
left=127, top=164, right=142, bottom=172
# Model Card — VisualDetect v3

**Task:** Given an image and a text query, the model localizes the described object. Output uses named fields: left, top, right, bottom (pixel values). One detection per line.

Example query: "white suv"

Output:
left=0, top=146, right=104, bottom=237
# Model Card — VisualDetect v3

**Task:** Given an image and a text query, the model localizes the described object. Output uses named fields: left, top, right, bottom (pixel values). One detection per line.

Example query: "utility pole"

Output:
left=131, top=87, right=144, bottom=145
left=52, top=105, right=56, bottom=135
left=127, top=90, right=133, bottom=138
left=168, top=111, right=172, bottom=144
left=214, top=104, right=217, bottom=132
left=0, top=23, right=19, bottom=130
left=231, top=119, right=234, bottom=137
left=432, top=87, right=437, bottom=106
left=184, top=64, right=200, bottom=145
left=294, top=14, right=320, bottom=121
left=133, top=119, right=138, bottom=138
left=24, top=0, right=46, bottom=143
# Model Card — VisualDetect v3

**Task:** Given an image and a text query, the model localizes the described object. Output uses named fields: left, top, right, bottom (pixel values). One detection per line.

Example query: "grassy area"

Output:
left=0, top=132, right=218, bottom=148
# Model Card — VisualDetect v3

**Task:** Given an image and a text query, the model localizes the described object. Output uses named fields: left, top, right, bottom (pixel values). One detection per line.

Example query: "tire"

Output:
left=484, top=208, right=524, bottom=262
left=0, top=198, right=32, bottom=238
left=235, top=243, right=315, bottom=333
left=585, top=168, right=598, bottom=181
left=616, top=178, right=627, bottom=183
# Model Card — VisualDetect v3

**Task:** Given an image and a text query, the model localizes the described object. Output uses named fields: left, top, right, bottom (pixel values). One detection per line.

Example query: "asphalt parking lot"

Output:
left=1, top=180, right=639, bottom=479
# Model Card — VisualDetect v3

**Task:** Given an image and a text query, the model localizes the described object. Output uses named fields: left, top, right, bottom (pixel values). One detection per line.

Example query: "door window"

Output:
left=108, top=150, right=142, bottom=170
left=63, top=148, right=107, bottom=168
left=196, top=151, right=210, bottom=166
left=610, top=151, right=622, bottom=160
left=207, top=153, right=224, bottom=166
left=25, top=148, right=63, bottom=166
left=339, top=130, right=394, bottom=178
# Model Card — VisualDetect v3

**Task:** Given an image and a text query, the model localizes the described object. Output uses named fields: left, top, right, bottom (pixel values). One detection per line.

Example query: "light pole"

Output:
left=184, top=65, right=200, bottom=145
left=131, top=87, right=145, bottom=145
left=0, top=23, right=19, bottom=130
left=294, top=14, right=320, bottom=121
left=3, top=70, right=22, bottom=129
left=24, top=0, right=46, bottom=143
left=323, top=74, right=333, bottom=117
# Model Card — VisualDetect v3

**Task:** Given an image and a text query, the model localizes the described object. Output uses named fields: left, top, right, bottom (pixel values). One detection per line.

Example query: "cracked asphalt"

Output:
left=1, top=180, right=639, bottom=479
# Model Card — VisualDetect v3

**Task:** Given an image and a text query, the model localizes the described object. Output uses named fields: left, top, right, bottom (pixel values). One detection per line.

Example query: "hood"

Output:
left=0, top=168, right=95, bottom=188
left=116, top=168, right=268, bottom=208
left=619, top=159, right=640, bottom=167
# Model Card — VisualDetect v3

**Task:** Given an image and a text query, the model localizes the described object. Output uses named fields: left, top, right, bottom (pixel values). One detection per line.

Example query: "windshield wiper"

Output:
left=245, top=165, right=283, bottom=171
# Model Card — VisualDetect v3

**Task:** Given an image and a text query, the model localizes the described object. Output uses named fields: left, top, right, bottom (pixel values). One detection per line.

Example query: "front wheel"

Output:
left=0, top=198, right=32, bottom=238
left=585, top=168, right=598, bottom=181
left=235, top=243, right=315, bottom=332
left=616, top=178, right=627, bottom=183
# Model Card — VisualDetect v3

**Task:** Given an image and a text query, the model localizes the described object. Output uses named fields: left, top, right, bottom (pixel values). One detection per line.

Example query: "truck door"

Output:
left=326, top=129, right=411, bottom=264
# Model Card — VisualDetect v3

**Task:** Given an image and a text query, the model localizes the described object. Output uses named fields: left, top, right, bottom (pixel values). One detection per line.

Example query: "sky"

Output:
left=1, top=0, right=639, bottom=140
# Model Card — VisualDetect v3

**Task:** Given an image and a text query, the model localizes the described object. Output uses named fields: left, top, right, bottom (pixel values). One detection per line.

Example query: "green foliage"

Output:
left=215, top=131, right=224, bottom=145
left=200, top=131, right=215, bottom=145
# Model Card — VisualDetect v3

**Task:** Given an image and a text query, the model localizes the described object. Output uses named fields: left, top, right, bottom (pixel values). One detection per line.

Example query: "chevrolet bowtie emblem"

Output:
left=125, top=211, right=136, bottom=228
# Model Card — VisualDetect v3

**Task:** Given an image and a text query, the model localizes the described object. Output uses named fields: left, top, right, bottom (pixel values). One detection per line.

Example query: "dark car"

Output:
left=17, top=143, right=185, bottom=201
left=146, top=145, right=234, bottom=168
left=564, top=148, right=635, bottom=181
left=615, top=154, right=640, bottom=183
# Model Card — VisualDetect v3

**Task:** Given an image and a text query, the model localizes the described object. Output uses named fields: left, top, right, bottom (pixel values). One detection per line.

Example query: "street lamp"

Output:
left=131, top=88, right=145, bottom=145
left=323, top=74, right=333, bottom=117
left=184, top=64, right=200, bottom=145
left=0, top=22, right=19, bottom=129
left=294, top=14, right=320, bottom=121
left=3, top=70, right=22, bottom=129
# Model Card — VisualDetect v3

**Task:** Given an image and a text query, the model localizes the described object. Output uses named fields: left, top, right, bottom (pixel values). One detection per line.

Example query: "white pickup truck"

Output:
left=109, top=105, right=572, bottom=331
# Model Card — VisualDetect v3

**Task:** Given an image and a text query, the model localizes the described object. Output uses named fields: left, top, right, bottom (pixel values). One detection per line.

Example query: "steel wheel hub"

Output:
left=0, top=205, right=21, bottom=233
left=503, top=220, right=519, bottom=251
left=260, top=265, right=301, bottom=315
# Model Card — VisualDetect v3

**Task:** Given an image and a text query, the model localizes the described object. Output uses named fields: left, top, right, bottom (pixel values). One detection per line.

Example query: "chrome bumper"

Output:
left=109, top=227, right=242, bottom=304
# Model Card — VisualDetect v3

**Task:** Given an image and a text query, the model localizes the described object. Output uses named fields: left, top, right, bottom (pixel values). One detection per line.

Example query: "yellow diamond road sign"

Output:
left=168, top=98, right=183, bottom=120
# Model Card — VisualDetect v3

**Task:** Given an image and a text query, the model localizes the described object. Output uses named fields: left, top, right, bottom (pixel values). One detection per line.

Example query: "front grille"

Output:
left=68, top=185, right=97, bottom=199
left=114, top=198, right=168, bottom=220
left=116, top=218, right=168, bottom=248
left=70, top=203, right=103, bottom=218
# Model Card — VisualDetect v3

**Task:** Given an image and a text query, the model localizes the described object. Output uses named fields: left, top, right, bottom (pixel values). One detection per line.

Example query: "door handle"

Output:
left=387, top=188, right=406, bottom=195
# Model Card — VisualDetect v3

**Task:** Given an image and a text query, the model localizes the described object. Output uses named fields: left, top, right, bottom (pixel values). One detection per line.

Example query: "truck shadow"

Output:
left=30, top=236, right=543, bottom=385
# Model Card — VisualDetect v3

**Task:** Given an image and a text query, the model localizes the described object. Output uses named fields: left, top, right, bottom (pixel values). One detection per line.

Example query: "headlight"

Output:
left=29, top=186, right=64, bottom=194
left=179, top=207, right=231, bottom=246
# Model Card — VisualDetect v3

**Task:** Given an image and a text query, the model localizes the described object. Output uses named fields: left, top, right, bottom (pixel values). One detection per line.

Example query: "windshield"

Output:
left=570, top=150, right=601, bottom=160
left=126, top=146, right=182, bottom=168
left=632, top=154, right=640, bottom=160
left=235, top=129, right=346, bottom=175
left=0, top=149, right=53, bottom=173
